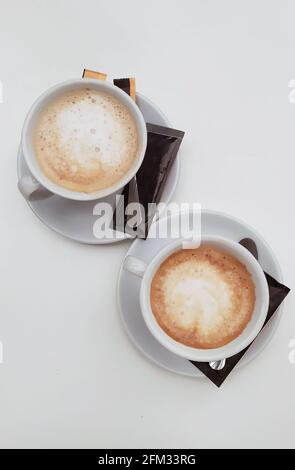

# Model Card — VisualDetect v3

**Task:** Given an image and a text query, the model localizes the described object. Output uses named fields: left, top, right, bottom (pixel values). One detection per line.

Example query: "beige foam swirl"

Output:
left=150, top=245, right=255, bottom=349
left=33, top=88, right=138, bottom=192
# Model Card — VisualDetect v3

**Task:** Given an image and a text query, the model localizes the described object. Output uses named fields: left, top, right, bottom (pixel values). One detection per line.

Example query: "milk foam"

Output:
left=165, top=264, right=232, bottom=332
left=150, top=246, right=256, bottom=349
left=33, top=89, right=138, bottom=192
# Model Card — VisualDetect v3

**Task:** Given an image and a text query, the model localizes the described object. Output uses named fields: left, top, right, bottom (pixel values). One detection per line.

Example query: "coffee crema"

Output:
left=33, top=88, right=138, bottom=192
left=150, top=245, right=256, bottom=349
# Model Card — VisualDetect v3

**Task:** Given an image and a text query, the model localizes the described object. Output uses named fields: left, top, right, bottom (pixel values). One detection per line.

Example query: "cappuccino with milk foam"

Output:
left=150, top=245, right=256, bottom=349
left=33, top=88, right=138, bottom=192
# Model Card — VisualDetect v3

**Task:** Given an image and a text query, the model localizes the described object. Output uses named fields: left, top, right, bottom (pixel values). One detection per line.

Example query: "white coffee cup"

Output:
left=123, top=236, right=269, bottom=362
left=18, top=79, right=147, bottom=201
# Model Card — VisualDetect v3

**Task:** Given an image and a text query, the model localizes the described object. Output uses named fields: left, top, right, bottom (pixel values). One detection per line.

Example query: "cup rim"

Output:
left=21, top=78, right=147, bottom=201
left=139, top=236, right=270, bottom=362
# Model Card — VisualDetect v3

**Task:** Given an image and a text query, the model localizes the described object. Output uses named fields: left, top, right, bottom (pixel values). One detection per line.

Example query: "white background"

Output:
left=0, top=0, right=294, bottom=449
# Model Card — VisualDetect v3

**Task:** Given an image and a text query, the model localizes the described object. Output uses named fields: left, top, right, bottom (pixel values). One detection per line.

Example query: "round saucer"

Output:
left=117, top=209, right=284, bottom=378
left=17, top=93, right=180, bottom=244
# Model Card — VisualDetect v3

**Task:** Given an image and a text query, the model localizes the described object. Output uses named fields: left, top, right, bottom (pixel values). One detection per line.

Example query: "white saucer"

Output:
left=17, top=93, right=180, bottom=244
left=117, top=209, right=284, bottom=378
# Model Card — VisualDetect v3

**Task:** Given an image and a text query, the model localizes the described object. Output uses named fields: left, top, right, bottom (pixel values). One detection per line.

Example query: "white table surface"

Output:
left=0, top=0, right=294, bottom=449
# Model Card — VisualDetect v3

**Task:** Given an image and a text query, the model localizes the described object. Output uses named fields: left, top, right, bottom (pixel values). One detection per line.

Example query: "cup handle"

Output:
left=123, top=256, right=147, bottom=278
left=18, top=175, right=52, bottom=201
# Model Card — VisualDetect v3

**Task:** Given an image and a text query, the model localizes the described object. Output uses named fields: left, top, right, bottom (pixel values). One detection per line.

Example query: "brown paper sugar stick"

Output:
left=82, top=68, right=107, bottom=80
left=113, top=78, right=136, bottom=101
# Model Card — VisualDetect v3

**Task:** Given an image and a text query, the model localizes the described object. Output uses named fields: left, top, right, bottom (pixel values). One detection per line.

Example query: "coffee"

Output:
left=150, top=245, right=255, bottom=349
left=33, top=88, right=138, bottom=192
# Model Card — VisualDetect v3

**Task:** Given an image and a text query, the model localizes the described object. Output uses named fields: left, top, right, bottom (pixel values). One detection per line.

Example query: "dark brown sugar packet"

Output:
left=190, top=238, right=290, bottom=388
left=113, top=77, right=184, bottom=238
left=113, top=78, right=136, bottom=101
left=113, top=123, right=184, bottom=238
